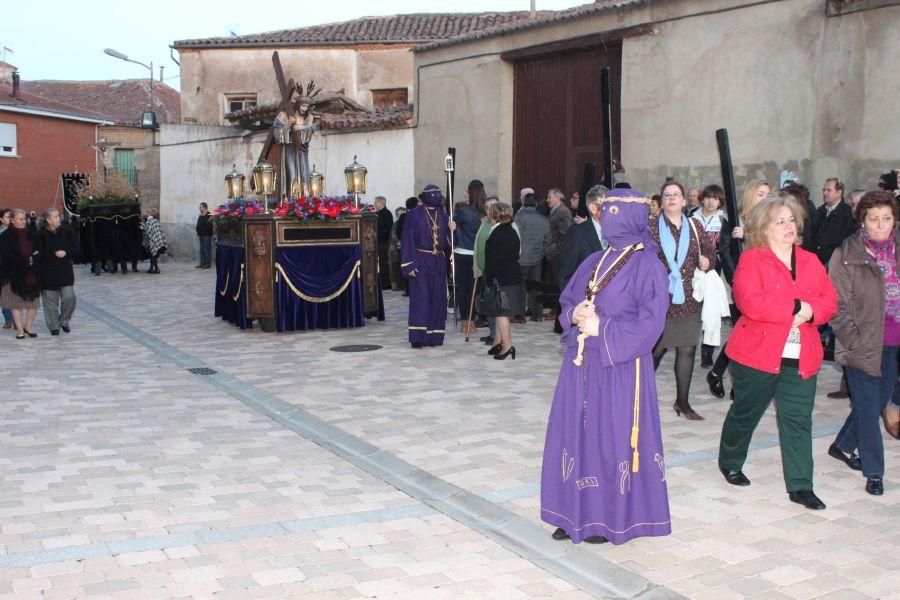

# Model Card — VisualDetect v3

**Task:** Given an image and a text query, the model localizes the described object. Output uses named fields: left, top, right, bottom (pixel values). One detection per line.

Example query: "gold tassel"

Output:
left=631, top=357, right=641, bottom=473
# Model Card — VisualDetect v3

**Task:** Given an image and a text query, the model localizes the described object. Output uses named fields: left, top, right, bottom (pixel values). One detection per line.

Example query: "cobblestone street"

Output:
left=2, top=262, right=899, bottom=599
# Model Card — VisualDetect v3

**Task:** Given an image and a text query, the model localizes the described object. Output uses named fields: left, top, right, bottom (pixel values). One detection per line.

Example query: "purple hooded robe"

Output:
left=401, top=185, right=451, bottom=346
left=540, top=189, right=672, bottom=544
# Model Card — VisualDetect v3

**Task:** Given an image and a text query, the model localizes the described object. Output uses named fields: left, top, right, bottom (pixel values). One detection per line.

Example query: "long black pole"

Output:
left=715, top=128, right=741, bottom=254
left=600, top=67, right=614, bottom=190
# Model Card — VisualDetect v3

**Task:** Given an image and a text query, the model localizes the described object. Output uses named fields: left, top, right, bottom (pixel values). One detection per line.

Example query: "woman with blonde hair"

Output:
left=718, top=192, right=837, bottom=510
left=483, top=202, right=522, bottom=360
left=707, top=179, right=771, bottom=398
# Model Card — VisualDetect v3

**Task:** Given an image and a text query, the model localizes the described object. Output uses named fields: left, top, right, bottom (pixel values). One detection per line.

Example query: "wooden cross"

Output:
left=252, top=51, right=295, bottom=190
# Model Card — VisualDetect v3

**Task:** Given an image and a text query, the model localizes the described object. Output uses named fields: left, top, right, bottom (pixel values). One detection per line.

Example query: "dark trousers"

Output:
left=199, top=235, right=212, bottom=267
left=520, top=263, right=543, bottom=316
left=378, top=242, right=391, bottom=289
left=835, top=346, right=899, bottom=477
left=455, top=253, right=474, bottom=319
left=719, top=361, right=817, bottom=492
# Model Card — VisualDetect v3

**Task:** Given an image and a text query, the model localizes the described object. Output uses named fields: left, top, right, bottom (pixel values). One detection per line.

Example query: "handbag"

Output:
left=477, top=280, right=509, bottom=317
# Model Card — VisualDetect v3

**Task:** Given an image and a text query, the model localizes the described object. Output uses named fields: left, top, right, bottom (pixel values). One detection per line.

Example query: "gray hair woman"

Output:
left=37, top=208, right=78, bottom=335
left=0, top=209, right=41, bottom=338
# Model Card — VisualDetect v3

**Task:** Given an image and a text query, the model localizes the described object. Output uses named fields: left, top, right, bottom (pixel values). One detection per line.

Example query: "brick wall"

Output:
left=0, top=111, right=97, bottom=213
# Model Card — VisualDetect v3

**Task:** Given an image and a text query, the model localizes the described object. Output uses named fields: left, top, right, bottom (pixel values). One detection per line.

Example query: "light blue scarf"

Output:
left=659, top=215, right=690, bottom=304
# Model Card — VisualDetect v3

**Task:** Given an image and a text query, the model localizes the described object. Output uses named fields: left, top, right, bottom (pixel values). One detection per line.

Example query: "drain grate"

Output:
left=188, top=367, right=218, bottom=375
left=329, top=344, right=383, bottom=353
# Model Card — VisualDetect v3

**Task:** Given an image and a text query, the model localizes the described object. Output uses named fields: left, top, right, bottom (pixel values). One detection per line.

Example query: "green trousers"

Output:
left=718, top=361, right=817, bottom=492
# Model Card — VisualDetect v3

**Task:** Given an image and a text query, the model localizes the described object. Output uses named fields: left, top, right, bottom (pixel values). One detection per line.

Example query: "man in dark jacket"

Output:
left=196, top=202, right=213, bottom=269
left=812, top=178, right=855, bottom=267
left=514, top=193, right=550, bottom=321
left=558, top=185, right=608, bottom=292
left=375, top=196, right=393, bottom=290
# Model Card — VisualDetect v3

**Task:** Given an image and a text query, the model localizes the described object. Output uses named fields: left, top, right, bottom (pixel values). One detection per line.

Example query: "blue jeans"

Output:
left=199, top=235, right=212, bottom=267
left=2, top=307, right=11, bottom=324
left=835, top=346, right=899, bottom=477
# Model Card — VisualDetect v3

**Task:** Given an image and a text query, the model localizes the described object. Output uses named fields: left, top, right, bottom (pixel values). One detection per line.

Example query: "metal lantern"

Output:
left=252, top=161, right=276, bottom=213
left=309, top=165, right=325, bottom=197
left=344, top=155, right=367, bottom=207
left=225, top=165, right=245, bottom=199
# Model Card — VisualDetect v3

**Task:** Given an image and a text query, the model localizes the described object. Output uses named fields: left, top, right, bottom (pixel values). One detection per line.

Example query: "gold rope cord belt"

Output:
left=275, top=261, right=360, bottom=303
left=631, top=357, right=641, bottom=473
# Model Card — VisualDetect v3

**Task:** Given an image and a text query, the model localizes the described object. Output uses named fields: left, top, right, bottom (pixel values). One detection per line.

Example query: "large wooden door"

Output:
left=512, top=43, right=621, bottom=202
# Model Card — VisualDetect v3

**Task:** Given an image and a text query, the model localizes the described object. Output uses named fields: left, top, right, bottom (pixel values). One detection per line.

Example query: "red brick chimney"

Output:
left=10, top=70, right=19, bottom=97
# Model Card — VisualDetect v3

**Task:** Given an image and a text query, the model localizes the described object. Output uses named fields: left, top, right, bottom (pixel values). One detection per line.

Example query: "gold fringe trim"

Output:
left=275, top=261, right=360, bottom=303
left=232, top=265, right=244, bottom=302
left=631, top=357, right=641, bottom=473
left=85, top=213, right=142, bottom=222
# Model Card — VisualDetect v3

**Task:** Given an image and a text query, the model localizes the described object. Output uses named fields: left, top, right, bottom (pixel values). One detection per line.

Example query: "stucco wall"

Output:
left=158, top=123, right=259, bottom=260
left=99, top=126, right=160, bottom=213
left=414, top=54, right=512, bottom=203
left=413, top=0, right=900, bottom=202
left=178, top=46, right=414, bottom=125
left=310, top=128, right=414, bottom=212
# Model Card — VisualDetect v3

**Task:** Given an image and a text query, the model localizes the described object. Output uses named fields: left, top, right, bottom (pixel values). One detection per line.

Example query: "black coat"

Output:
left=37, top=226, right=78, bottom=290
left=812, top=200, right=855, bottom=266
left=558, top=220, right=603, bottom=291
left=0, top=227, right=41, bottom=300
left=196, top=213, right=213, bottom=236
left=376, top=208, right=394, bottom=244
left=484, top=223, right=522, bottom=287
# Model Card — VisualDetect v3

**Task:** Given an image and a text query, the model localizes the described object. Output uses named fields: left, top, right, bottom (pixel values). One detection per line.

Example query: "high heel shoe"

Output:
left=673, top=403, right=704, bottom=421
left=23, top=330, right=37, bottom=338
left=487, top=343, right=502, bottom=356
left=494, top=346, right=516, bottom=360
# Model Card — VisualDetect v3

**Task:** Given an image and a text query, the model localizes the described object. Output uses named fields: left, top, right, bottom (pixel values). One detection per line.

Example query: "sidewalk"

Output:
left=1, top=262, right=897, bottom=599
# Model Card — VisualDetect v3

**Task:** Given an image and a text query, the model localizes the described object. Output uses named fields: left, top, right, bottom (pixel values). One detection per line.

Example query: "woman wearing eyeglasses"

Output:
left=649, top=181, right=713, bottom=420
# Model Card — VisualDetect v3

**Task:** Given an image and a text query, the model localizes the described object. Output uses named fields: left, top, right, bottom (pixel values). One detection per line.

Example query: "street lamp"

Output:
left=344, top=156, right=367, bottom=208
left=103, top=48, right=156, bottom=129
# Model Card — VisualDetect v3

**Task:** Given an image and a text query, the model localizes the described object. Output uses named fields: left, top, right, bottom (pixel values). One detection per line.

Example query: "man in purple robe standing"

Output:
left=401, top=184, right=451, bottom=348
left=541, top=188, right=672, bottom=544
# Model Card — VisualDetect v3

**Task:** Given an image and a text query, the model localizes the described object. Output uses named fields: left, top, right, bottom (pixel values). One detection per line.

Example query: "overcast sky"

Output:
left=3, top=0, right=584, bottom=88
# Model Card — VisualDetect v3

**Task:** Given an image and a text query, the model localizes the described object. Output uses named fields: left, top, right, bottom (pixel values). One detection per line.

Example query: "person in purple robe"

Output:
left=540, top=188, right=672, bottom=545
left=401, top=184, right=451, bottom=348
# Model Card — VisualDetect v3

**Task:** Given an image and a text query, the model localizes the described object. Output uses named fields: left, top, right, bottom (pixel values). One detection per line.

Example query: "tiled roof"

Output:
left=414, top=0, right=647, bottom=52
left=225, top=101, right=413, bottom=133
left=320, top=104, right=413, bottom=132
left=0, top=81, right=114, bottom=123
left=19, top=79, right=181, bottom=125
left=172, top=12, right=555, bottom=48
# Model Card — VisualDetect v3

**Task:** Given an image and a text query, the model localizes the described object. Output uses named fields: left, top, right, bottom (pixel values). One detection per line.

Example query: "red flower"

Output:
left=244, top=206, right=257, bottom=216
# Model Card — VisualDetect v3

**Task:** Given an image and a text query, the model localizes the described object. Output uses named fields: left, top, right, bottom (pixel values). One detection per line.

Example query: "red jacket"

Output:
left=726, top=246, right=837, bottom=379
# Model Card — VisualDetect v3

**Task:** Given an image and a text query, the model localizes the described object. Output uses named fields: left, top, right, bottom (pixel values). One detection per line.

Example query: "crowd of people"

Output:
left=394, top=167, right=900, bottom=544
left=0, top=206, right=171, bottom=337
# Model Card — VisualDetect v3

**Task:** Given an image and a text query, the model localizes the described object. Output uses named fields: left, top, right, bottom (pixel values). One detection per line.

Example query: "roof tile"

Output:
left=19, top=80, right=181, bottom=125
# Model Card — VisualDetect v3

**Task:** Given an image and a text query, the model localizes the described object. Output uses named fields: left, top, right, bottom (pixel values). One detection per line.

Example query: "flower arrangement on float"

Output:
left=210, top=197, right=374, bottom=240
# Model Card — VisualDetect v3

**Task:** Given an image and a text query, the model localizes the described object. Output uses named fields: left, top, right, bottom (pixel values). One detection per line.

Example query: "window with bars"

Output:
left=371, top=88, right=408, bottom=109
left=0, top=122, right=16, bottom=157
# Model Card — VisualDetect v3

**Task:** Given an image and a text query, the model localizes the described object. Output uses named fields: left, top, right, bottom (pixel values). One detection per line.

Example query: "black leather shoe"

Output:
left=788, top=490, right=826, bottom=510
left=719, top=466, right=751, bottom=486
left=866, top=477, right=884, bottom=496
left=707, top=372, right=725, bottom=399
left=551, top=528, right=570, bottom=540
left=584, top=535, right=609, bottom=544
left=61, top=325, right=70, bottom=333
left=51, top=330, right=59, bottom=336
left=828, top=443, right=861, bottom=471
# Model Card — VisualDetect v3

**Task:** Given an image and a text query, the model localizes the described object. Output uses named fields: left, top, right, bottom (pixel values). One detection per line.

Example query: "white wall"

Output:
left=310, top=128, right=415, bottom=212
left=158, top=123, right=261, bottom=260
